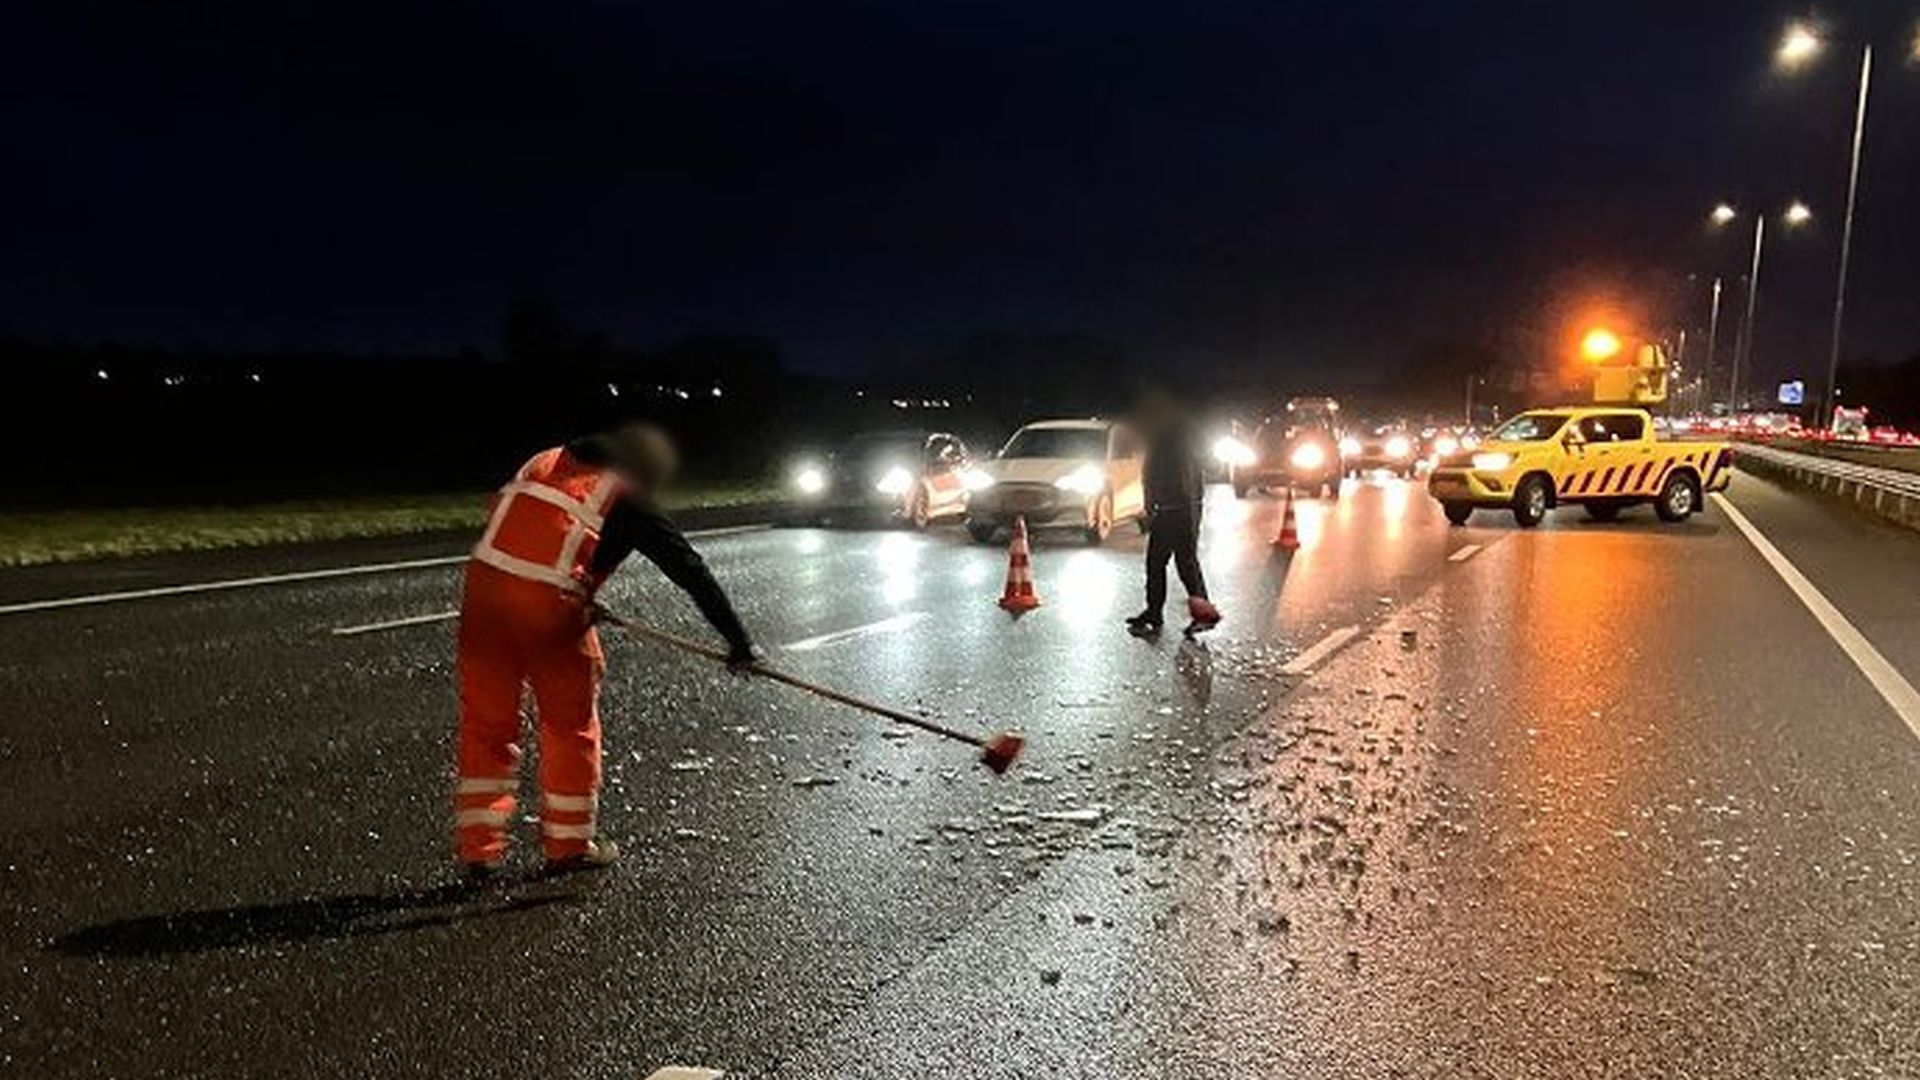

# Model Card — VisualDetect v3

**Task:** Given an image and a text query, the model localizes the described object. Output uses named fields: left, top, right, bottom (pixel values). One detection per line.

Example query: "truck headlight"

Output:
left=961, top=468, right=997, bottom=492
left=1470, top=452, right=1513, bottom=472
left=793, top=464, right=828, bottom=496
left=1385, top=435, right=1412, bottom=459
left=1338, top=436, right=1361, bottom=457
left=1211, top=436, right=1256, bottom=467
left=1054, top=464, right=1106, bottom=495
left=875, top=465, right=914, bottom=496
left=1290, top=443, right=1327, bottom=471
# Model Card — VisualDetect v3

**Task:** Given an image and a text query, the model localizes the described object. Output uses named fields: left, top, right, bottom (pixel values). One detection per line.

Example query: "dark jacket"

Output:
left=1142, top=422, right=1205, bottom=514
left=568, top=438, right=753, bottom=657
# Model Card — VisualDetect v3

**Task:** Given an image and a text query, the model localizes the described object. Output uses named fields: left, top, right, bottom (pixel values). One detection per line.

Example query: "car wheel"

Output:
left=1233, top=483, right=1250, bottom=499
left=1655, top=472, right=1700, bottom=522
left=1084, top=495, right=1114, bottom=545
left=1443, top=502, right=1472, bottom=526
left=1584, top=501, right=1621, bottom=523
left=1512, top=474, right=1551, bottom=528
left=966, top=521, right=998, bottom=544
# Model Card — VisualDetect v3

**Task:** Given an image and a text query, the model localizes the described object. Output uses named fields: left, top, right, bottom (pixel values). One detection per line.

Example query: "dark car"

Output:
left=1341, top=421, right=1418, bottom=478
left=786, top=430, right=975, bottom=528
left=1222, top=402, right=1345, bottom=498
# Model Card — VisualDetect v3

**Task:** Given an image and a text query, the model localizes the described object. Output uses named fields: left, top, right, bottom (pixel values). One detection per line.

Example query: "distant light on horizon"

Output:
left=1710, top=203, right=1737, bottom=225
left=1784, top=201, right=1812, bottom=225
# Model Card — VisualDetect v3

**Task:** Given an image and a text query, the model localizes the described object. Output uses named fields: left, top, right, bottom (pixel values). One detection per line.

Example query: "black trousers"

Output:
left=1144, top=505, right=1207, bottom=615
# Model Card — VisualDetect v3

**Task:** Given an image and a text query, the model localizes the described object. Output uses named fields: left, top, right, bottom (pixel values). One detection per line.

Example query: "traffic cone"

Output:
left=997, top=515, right=1043, bottom=612
left=1272, top=488, right=1301, bottom=551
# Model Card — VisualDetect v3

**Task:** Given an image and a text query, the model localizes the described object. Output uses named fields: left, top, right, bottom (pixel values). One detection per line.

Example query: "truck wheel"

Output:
left=1443, top=502, right=1472, bottom=526
left=1655, top=472, right=1700, bottom=522
left=1512, top=474, right=1551, bottom=528
left=966, top=521, right=999, bottom=544
left=1584, top=501, right=1621, bottom=523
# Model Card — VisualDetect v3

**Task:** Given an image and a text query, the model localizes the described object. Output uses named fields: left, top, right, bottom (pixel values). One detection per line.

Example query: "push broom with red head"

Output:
left=597, top=610, right=1026, bottom=774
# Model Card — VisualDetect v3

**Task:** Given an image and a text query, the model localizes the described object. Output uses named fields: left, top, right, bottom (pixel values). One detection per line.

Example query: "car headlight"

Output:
left=1290, top=443, right=1328, bottom=471
left=1338, top=436, right=1361, bottom=457
left=793, top=464, right=828, bottom=496
left=875, top=465, right=914, bottom=496
left=1433, top=435, right=1459, bottom=457
left=1470, top=452, right=1513, bottom=471
left=1211, top=436, right=1256, bottom=467
left=1054, top=464, right=1106, bottom=495
left=961, top=467, right=996, bottom=492
left=1385, top=435, right=1412, bottom=459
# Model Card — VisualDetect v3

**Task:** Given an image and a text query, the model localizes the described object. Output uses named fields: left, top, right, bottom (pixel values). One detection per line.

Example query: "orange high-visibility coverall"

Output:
left=455, top=447, right=627, bottom=864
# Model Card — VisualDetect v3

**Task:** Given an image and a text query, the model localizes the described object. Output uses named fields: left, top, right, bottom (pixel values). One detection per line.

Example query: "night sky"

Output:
left=8, top=1, right=1919, bottom=385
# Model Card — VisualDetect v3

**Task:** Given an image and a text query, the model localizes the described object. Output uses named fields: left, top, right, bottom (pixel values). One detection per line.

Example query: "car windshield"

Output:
left=1490, top=413, right=1570, bottom=442
left=841, top=433, right=922, bottom=463
left=1000, top=427, right=1106, bottom=460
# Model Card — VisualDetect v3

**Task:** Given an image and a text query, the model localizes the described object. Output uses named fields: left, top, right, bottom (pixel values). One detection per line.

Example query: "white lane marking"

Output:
left=1713, top=493, right=1920, bottom=740
left=1280, top=625, right=1361, bottom=677
left=782, top=611, right=927, bottom=652
left=331, top=611, right=459, bottom=637
left=1448, top=543, right=1484, bottom=563
left=643, top=1069, right=724, bottom=1080
left=0, top=523, right=770, bottom=617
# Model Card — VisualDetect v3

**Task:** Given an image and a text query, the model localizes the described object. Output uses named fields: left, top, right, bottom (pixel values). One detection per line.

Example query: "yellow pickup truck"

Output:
left=1428, top=407, right=1733, bottom=527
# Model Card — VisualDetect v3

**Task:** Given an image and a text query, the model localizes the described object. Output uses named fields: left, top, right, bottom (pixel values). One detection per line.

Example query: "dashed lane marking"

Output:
left=642, top=1068, right=725, bottom=1080
left=1713, top=493, right=1920, bottom=740
left=782, top=611, right=927, bottom=652
left=0, top=524, right=770, bottom=617
left=331, top=611, right=459, bottom=636
left=1448, top=543, right=1484, bottom=563
left=1279, top=625, right=1361, bottom=677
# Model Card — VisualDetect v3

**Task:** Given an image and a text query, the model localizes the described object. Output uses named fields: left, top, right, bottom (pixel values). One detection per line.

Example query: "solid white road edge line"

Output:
left=331, top=611, right=460, bottom=636
left=783, top=610, right=927, bottom=652
left=1448, top=543, right=1484, bottom=563
left=1712, top=492, right=1920, bottom=740
left=0, top=523, right=770, bottom=617
left=1280, top=625, right=1362, bottom=677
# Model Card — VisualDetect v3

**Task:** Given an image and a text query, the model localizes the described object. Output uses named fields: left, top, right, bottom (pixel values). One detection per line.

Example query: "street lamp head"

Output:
left=1784, top=201, right=1813, bottom=225
left=1709, top=203, right=1737, bottom=225
left=1777, top=22, right=1822, bottom=69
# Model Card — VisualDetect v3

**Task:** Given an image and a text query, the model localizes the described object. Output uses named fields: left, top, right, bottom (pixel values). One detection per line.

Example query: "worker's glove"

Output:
left=725, top=643, right=765, bottom=674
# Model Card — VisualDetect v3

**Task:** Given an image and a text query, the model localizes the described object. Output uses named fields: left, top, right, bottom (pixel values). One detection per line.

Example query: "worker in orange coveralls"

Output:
left=454, top=423, right=755, bottom=878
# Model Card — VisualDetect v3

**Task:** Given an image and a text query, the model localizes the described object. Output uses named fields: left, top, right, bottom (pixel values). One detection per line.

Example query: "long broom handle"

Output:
left=599, top=612, right=989, bottom=749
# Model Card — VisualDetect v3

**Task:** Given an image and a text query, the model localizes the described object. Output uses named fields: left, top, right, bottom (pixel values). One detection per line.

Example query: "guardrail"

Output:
left=1737, top=443, right=1920, bottom=532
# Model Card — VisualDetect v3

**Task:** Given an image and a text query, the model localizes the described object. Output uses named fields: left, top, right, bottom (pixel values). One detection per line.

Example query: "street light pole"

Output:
left=1821, top=44, right=1872, bottom=430
left=1730, top=214, right=1765, bottom=411
left=1704, top=276, right=1723, bottom=407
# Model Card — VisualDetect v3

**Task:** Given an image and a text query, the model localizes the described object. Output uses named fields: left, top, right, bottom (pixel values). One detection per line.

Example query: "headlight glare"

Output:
left=875, top=465, right=914, bottom=496
left=1212, top=436, right=1256, bottom=467
left=1338, top=436, right=1362, bottom=457
left=961, top=468, right=996, bottom=492
left=1471, top=452, right=1513, bottom=471
left=793, top=465, right=827, bottom=495
left=1054, top=464, right=1106, bottom=495
left=1385, top=435, right=1412, bottom=459
left=1290, top=443, right=1327, bottom=471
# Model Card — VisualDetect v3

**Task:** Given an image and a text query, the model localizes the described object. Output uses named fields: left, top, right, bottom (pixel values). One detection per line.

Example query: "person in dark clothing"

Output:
left=1127, top=390, right=1222, bottom=637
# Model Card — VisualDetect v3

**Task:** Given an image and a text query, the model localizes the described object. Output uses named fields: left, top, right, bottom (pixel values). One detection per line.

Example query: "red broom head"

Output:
left=978, top=731, right=1025, bottom=774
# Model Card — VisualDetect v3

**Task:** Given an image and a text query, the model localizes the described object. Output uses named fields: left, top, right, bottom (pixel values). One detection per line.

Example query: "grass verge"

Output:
left=0, top=484, right=777, bottom=567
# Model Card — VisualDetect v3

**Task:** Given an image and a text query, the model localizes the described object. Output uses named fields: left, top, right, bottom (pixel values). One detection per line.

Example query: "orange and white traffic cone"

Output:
left=997, top=515, right=1043, bottom=612
left=1272, top=488, right=1301, bottom=551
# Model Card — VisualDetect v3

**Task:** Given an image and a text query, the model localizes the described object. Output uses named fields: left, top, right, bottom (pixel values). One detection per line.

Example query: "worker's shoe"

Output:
left=1125, top=610, right=1163, bottom=637
left=545, top=837, right=620, bottom=875
left=1184, top=597, right=1222, bottom=637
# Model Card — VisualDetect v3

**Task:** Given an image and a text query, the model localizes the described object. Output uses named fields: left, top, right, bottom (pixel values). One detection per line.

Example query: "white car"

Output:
left=964, top=419, right=1146, bottom=544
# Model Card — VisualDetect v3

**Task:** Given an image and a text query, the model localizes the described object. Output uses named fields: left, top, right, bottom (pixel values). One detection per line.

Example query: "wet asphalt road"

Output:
left=4, top=473, right=1919, bottom=1078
